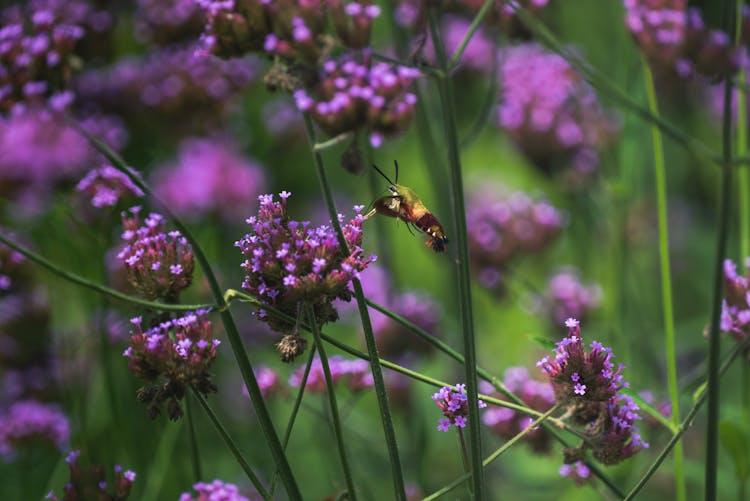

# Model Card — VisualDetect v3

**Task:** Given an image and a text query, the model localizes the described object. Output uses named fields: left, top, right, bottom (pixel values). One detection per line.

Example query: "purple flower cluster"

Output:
left=196, top=0, right=380, bottom=60
left=481, top=367, right=555, bottom=452
left=496, top=44, right=617, bottom=185
left=151, top=136, right=267, bottom=223
left=422, top=16, right=496, bottom=73
left=0, top=242, right=24, bottom=293
left=624, top=0, right=743, bottom=79
left=123, top=311, right=219, bottom=419
left=537, top=319, right=649, bottom=466
left=0, top=399, right=69, bottom=458
left=466, top=185, right=564, bottom=294
left=46, top=450, right=136, bottom=501
left=543, top=268, right=602, bottom=327
left=179, top=480, right=249, bottom=501
left=558, top=461, right=590, bottom=487
left=720, top=258, right=750, bottom=344
left=294, top=54, right=419, bottom=147
left=246, top=366, right=284, bottom=399
left=432, top=383, right=487, bottom=432
left=236, top=192, right=375, bottom=355
left=289, top=355, right=373, bottom=392
left=134, top=0, right=205, bottom=46
left=117, top=207, right=194, bottom=301
left=75, top=47, right=257, bottom=132
left=76, top=165, right=144, bottom=209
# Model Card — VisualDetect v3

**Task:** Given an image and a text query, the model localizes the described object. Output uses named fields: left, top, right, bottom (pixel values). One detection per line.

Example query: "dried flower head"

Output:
left=117, top=207, right=194, bottom=301
left=123, top=311, right=218, bottom=420
left=432, top=383, right=487, bottom=432
left=179, top=479, right=249, bottom=501
left=76, top=165, right=144, bottom=208
left=289, top=355, right=373, bottom=392
left=46, top=450, right=136, bottom=501
left=236, top=192, right=375, bottom=356
left=0, top=399, right=69, bottom=458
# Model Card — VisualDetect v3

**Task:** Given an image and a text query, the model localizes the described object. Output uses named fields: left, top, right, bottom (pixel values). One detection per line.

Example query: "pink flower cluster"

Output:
left=46, top=450, right=136, bottom=501
left=432, top=383, right=487, bottom=432
left=720, top=258, right=750, bottom=344
left=289, top=355, right=373, bottom=392
left=0, top=400, right=70, bottom=458
left=76, top=165, right=144, bottom=208
left=179, top=479, right=249, bottom=501
left=543, top=268, right=602, bottom=327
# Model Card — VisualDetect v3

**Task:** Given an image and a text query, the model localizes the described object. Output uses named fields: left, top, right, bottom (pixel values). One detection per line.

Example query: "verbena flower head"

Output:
left=466, top=184, right=564, bottom=294
left=720, top=258, right=750, bottom=344
left=496, top=44, right=617, bottom=186
left=537, top=319, right=626, bottom=405
left=294, top=53, right=419, bottom=148
left=236, top=192, right=375, bottom=359
left=151, top=137, right=266, bottom=223
left=0, top=241, right=25, bottom=293
left=179, top=479, right=249, bottom=501
left=558, top=460, right=590, bottom=487
left=482, top=367, right=555, bottom=452
left=76, top=165, right=144, bottom=208
left=134, top=0, right=205, bottom=46
left=46, top=450, right=136, bottom=501
left=543, top=268, right=602, bottom=327
left=0, top=400, right=69, bottom=458
left=623, top=0, right=742, bottom=79
left=289, top=355, right=373, bottom=392
left=432, top=383, right=487, bottom=432
left=117, top=207, right=194, bottom=301
left=242, top=366, right=284, bottom=399
left=123, top=311, right=218, bottom=420
left=588, top=393, right=649, bottom=465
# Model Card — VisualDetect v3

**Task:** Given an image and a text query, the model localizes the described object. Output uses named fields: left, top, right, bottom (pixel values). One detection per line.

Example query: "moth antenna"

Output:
left=393, top=159, right=399, bottom=184
left=371, top=163, right=396, bottom=186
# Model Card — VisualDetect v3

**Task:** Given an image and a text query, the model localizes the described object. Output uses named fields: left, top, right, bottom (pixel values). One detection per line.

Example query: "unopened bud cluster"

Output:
left=123, top=311, right=219, bottom=420
left=46, top=450, right=136, bottom=501
left=294, top=54, right=419, bottom=147
left=117, top=207, right=194, bottom=301
left=537, top=319, right=649, bottom=469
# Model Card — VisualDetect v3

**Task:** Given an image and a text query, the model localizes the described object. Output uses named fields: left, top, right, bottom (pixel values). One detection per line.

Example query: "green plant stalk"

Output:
left=447, top=0, right=494, bottom=70
left=428, top=8, right=484, bottom=497
left=306, top=305, right=358, bottom=500
left=80, top=129, right=302, bottom=500
left=0, top=233, right=214, bottom=312
left=642, top=58, right=686, bottom=501
left=424, top=402, right=562, bottom=500
left=192, top=390, right=271, bottom=500
left=625, top=335, right=750, bottom=499
left=460, top=32, right=500, bottom=151
left=140, top=421, right=181, bottom=501
left=185, top=393, right=203, bottom=482
left=302, top=113, right=407, bottom=499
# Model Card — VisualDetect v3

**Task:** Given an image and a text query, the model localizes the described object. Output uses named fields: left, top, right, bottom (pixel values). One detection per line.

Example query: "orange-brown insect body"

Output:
left=368, top=162, right=448, bottom=253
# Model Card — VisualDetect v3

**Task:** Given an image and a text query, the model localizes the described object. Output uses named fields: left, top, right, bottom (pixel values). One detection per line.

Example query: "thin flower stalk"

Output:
left=642, top=57, right=685, bottom=501
left=185, top=394, right=202, bottom=482
left=428, top=7, right=484, bottom=497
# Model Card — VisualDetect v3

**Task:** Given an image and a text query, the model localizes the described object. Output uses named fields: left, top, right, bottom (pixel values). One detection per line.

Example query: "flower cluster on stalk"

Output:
left=542, top=268, right=602, bottom=328
left=432, top=383, right=487, bottom=432
left=46, top=450, right=136, bottom=501
left=537, top=319, right=649, bottom=468
left=117, top=207, right=194, bottom=301
left=0, top=399, right=70, bottom=458
left=179, top=480, right=249, bottom=501
left=76, top=165, right=144, bottom=208
left=481, top=367, right=555, bottom=452
left=496, top=43, right=617, bottom=186
left=123, top=311, right=219, bottom=420
left=623, top=0, right=744, bottom=80
left=466, top=184, right=564, bottom=294
left=294, top=53, right=419, bottom=147
left=289, top=355, right=373, bottom=392
left=236, top=192, right=375, bottom=361
left=720, top=258, right=750, bottom=349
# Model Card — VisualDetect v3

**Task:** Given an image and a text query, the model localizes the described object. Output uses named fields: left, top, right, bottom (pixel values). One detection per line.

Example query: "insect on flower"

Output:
left=365, top=161, right=449, bottom=253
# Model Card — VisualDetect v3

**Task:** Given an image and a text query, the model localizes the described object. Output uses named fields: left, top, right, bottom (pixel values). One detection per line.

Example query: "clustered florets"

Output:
left=432, top=383, right=487, bottom=432
left=179, top=479, right=249, bottom=501
left=117, top=207, right=194, bottom=301
left=481, top=367, right=555, bottom=452
left=294, top=54, right=419, bottom=148
left=289, top=355, right=373, bottom=392
left=123, top=311, right=219, bottom=420
left=0, top=400, right=70, bottom=458
left=236, top=192, right=375, bottom=360
left=537, top=318, right=649, bottom=472
left=46, top=450, right=136, bottom=501
left=543, top=269, right=602, bottom=328
left=76, top=165, right=144, bottom=208
left=720, top=258, right=750, bottom=348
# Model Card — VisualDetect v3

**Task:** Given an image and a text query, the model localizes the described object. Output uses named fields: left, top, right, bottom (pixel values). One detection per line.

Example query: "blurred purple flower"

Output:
left=559, top=460, right=590, bottom=487
left=422, top=16, right=496, bottom=72
left=151, top=136, right=266, bottom=223
left=134, top=0, right=205, bottom=46
left=46, top=451, right=136, bottom=501
left=542, top=268, right=602, bottom=327
left=0, top=399, right=69, bottom=458
left=288, top=355, right=373, bottom=393
left=77, top=165, right=144, bottom=208
left=242, top=366, right=284, bottom=399
left=719, top=258, right=750, bottom=346
left=179, top=480, right=249, bottom=501
left=432, top=383, right=487, bottom=432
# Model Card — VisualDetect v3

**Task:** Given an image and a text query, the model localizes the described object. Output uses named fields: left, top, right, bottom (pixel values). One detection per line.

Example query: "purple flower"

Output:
left=590, top=394, right=650, bottom=465
left=179, top=479, right=249, bottom=501
left=117, top=207, right=195, bottom=301
left=0, top=400, right=69, bottom=458
left=543, top=268, right=602, bottom=327
left=236, top=192, right=375, bottom=357
left=559, top=460, right=591, bottom=487
left=242, top=366, right=283, bottom=399
left=76, top=165, right=144, bottom=208
left=46, top=451, right=136, bottom=501
left=152, top=137, right=266, bottom=223
left=134, top=0, right=205, bottom=46
left=288, top=355, right=373, bottom=392
left=432, top=383, right=486, bottom=432
left=719, top=258, right=750, bottom=344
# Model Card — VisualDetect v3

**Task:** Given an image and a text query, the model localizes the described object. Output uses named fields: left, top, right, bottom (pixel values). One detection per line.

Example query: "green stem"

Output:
left=447, top=0, right=494, bottom=70
left=457, top=428, right=473, bottom=497
left=79, top=128, right=302, bottom=500
left=192, top=389, right=271, bottom=500
left=642, top=58, right=685, bottom=501
left=306, top=305, right=358, bottom=501
left=313, top=132, right=354, bottom=152
left=428, top=8, right=484, bottom=497
left=0, top=233, right=213, bottom=312
left=459, top=31, right=500, bottom=151
left=302, top=113, right=407, bottom=499
left=185, top=393, right=203, bottom=482
left=424, top=402, right=562, bottom=500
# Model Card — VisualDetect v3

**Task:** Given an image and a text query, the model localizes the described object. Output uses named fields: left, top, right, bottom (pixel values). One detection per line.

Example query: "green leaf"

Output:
left=719, top=421, right=750, bottom=480
left=693, top=381, right=707, bottom=403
